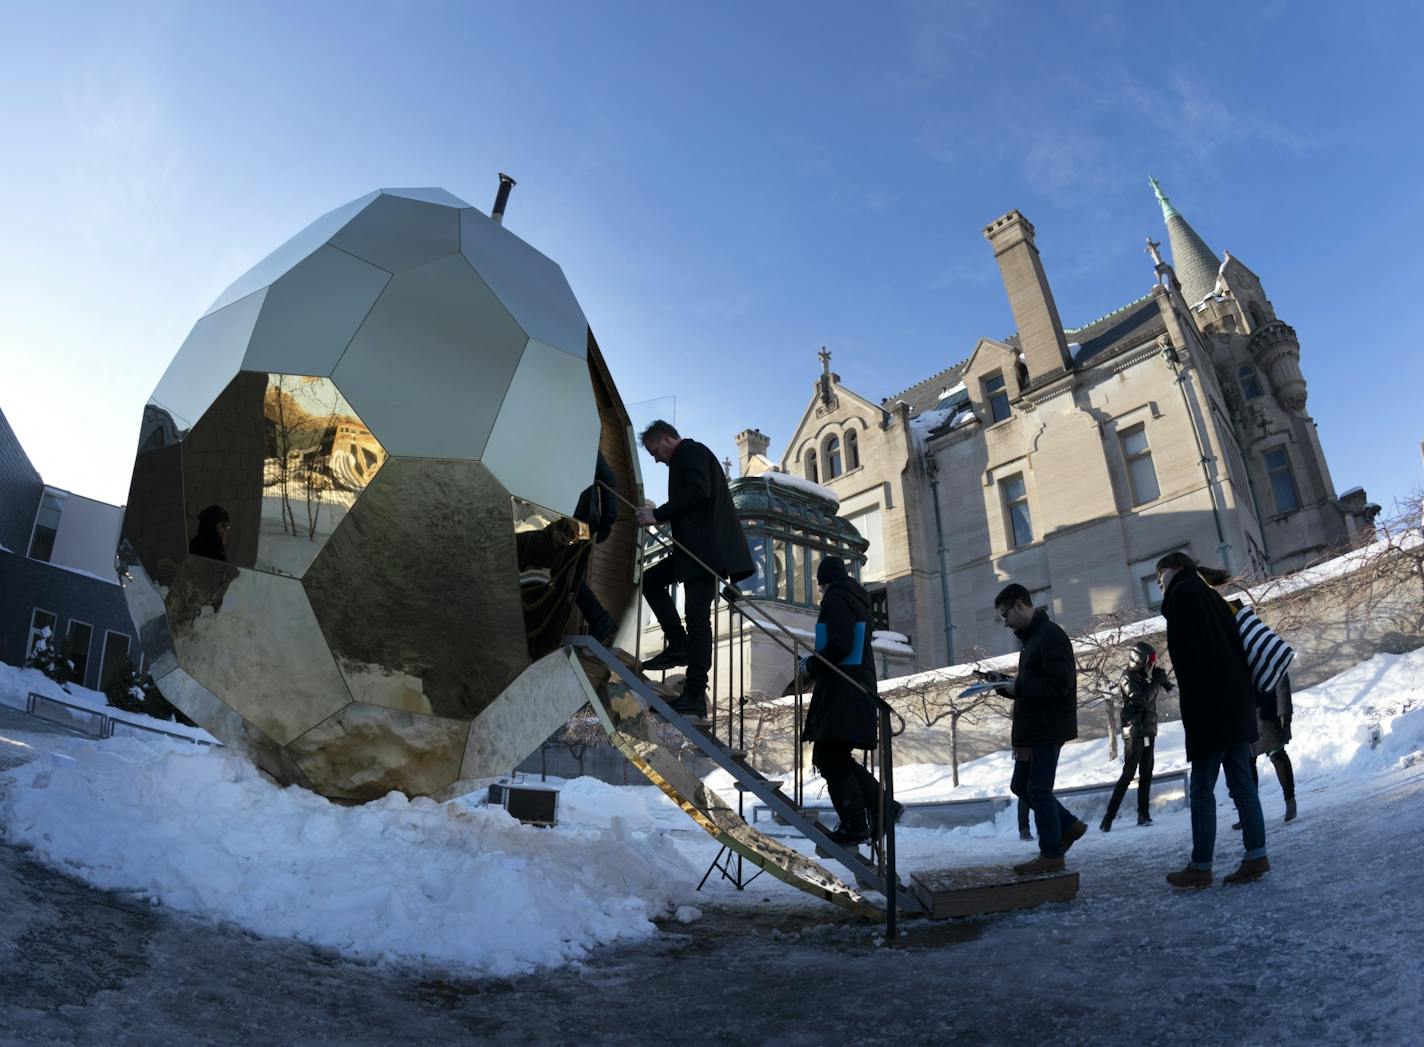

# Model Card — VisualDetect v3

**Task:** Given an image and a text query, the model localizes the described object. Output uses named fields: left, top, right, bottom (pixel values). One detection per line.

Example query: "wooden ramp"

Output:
left=910, top=865, right=1079, bottom=920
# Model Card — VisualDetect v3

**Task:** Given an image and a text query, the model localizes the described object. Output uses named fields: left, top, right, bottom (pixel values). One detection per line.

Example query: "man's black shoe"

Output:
left=667, top=691, right=708, bottom=719
left=642, top=647, right=688, bottom=671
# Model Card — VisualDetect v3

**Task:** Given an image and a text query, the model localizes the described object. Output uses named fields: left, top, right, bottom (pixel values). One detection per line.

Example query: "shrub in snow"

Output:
left=25, top=627, right=73, bottom=691
left=104, top=660, right=195, bottom=725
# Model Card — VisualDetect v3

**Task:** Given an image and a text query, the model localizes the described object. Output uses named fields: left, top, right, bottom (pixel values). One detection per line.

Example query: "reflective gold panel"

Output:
left=286, top=703, right=469, bottom=802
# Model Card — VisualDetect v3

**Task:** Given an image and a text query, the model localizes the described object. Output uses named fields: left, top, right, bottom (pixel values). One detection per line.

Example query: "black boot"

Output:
left=642, top=643, right=688, bottom=671
left=851, top=762, right=902, bottom=837
left=825, top=774, right=871, bottom=845
left=666, top=688, right=707, bottom=718
left=1271, top=751, right=1297, bottom=822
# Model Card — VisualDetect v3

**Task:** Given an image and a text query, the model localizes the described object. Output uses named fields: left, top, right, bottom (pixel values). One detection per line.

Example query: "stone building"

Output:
left=746, top=181, right=1376, bottom=663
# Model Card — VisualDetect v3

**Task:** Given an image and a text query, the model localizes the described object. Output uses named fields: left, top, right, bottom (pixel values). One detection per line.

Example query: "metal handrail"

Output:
left=596, top=480, right=904, bottom=939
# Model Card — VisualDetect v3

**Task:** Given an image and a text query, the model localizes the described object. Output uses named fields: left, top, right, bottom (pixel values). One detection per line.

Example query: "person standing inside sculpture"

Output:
left=188, top=505, right=230, bottom=561
left=991, top=584, right=1088, bottom=875
left=1156, top=552, right=1269, bottom=888
left=1100, top=641, right=1171, bottom=832
left=802, top=555, right=881, bottom=845
left=634, top=420, right=754, bottom=718
left=572, top=450, right=620, bottom=646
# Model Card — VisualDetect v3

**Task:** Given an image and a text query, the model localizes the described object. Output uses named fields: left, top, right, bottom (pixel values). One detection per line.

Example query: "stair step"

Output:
left=733, top=780, right=783, bottom=792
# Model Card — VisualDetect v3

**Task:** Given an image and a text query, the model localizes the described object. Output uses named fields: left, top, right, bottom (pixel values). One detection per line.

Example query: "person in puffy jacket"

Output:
left=1100, top=641, right=1172, bottom=832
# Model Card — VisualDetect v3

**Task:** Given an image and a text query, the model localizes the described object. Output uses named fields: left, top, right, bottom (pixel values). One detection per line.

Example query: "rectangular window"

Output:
left=1140, top=573, right=1162, bottom=610
left=1002, top=474, right=1033, bottom=547
left=983, top=373, right=1011, bottom=423
left=65, top=620, right=93, bottom=686
left=774, top=539, right=794, bottom=603
left=802, top=545, right=815, bottom=606
left=100, top=631, right=132, bottom=692
left=1120, top=425, right=1161, bottom=506
left=28, top=489, right=67, bottom=563
left=1264, top=447, right=1300, bottom=513
left=741, top=536, right=768, bottom=598
left=27, top=609, right=56, bottom=660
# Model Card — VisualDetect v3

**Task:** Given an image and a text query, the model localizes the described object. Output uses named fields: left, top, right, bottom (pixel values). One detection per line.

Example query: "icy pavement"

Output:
left=1, top=648, right=1422, bottom=1043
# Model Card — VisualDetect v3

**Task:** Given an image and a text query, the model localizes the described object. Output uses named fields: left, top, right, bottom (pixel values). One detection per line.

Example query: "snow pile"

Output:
left=1, top=745, right=701, bottom=975
left=759, top=469, right=839, bottom=507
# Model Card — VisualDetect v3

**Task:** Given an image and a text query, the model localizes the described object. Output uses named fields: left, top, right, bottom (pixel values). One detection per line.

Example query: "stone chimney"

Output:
left=982, top=211, right=1072, bottom=383
left=734, top=428, right=770, bottom=477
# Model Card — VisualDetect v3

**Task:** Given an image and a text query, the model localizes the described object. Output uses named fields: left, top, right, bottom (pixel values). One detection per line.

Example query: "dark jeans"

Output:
left=642, top=557, right=715, bottom=693
left=813, top=740, right=879, bottom=833
left=575, top=582, right=615, bottom=639
left=1188, top=742, right=1267, bottom=869
left=1010, top=744, right=1078, bottom=859
left=1104, top=731, right=1155, bottom=825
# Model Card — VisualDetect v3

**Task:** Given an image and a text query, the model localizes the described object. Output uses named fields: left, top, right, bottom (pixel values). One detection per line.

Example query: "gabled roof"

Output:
left=881, top=359, right=971, bottom=415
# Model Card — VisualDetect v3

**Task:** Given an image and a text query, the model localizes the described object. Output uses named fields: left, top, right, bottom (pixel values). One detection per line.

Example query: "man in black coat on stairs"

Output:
left=634, top=420, right=754, bottom=718
left=802, top=556, right=884, bottom=846
left=1100, top=640, right=1171, bottom=831
left=992, top=584, right=1088, bottom=876
left=572, top=450, right=620, bottom=646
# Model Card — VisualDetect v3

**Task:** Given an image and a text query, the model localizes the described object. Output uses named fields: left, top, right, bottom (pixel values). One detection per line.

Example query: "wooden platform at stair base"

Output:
left=909, top=865, right=1079, bottom=920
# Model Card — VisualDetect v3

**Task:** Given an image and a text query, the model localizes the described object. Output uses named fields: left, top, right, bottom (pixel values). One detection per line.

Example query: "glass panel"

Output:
left=775, top=539, right=793, bottom=602
left=1010, top=502, right=1033, bottom=546
left=825, top=437, right=842, bottom=478
left=741, top=536, right=768, bottom=597
left=1129, top=455, right=1160, bottom=504
left=28, top=490, right=65, bottom=562
left=1121, top=428, right=1149, bottom=456
left=99, top=632, right=131, bottom=692
left=64, top=621, right=92, bottom=685
left=331, top=253, right=528, bottom=460
left=1004, top=476, right=1026, bottom=502
left=1240, top=366, right=1265, bottom=400
left=802, top=545, right=814, bottom=605
left=984, top=374, right=1005, bottom=393
left=151, top=288, right=268, bottom=438
left=482, top=339, right=602, bottom=517
left=846, top=430, right=860, bottom=470
left=328, top=192, right=461, bottom=274
left=460, top=207, right=590, bottom=360
left=989, top=392, right=1011, bottom=422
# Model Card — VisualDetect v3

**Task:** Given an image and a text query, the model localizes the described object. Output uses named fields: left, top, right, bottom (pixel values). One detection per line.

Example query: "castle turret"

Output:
left=1151, top=177, right=1221, bottom=305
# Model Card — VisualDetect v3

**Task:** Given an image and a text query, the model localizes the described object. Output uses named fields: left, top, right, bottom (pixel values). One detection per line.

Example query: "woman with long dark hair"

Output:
left=1156, top=551, right=1269, bottom=887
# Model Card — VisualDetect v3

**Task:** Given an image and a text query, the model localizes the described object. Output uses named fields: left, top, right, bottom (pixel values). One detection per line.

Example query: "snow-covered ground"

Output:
left=0, top=662, right=215, bottom=744
left=1, top=648, right=1421, bottom=985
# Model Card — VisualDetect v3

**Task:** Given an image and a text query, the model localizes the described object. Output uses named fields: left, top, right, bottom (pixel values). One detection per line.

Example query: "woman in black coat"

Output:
left=1157, top=552, right=1269, bottom=888
left=802, top=556, right=880, bottom=845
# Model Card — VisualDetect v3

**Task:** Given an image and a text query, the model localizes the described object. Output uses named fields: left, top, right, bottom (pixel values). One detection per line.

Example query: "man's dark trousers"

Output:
left=1009, top=744, right=1077, bottom=859
left=642, top=557, right=716, bottom=694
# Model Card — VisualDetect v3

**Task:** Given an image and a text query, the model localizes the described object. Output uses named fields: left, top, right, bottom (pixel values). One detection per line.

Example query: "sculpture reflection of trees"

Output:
left=267, top=376, right=342, bottom=542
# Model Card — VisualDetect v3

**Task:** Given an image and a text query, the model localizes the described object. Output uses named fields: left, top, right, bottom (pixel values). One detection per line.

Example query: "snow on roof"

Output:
left=936, top=381, right=967, bottom=401
left=760, top=469, right=839, bottom=508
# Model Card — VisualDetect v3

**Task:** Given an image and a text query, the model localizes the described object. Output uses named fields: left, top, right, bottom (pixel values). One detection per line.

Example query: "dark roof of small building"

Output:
left=881, top=360, right=971, bottom=415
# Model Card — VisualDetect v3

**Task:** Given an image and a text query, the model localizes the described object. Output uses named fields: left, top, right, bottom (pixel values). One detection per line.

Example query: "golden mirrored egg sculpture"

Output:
left=119, top=188, right=614, bottom=800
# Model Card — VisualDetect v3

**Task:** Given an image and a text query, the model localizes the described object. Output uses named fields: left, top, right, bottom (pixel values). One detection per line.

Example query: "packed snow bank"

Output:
left=0, top=661, right=214, bottom=743
left=0, top=744, right=701, bottom=976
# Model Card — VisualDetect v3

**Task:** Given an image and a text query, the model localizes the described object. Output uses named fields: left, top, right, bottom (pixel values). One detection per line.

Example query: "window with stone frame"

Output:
left=983, top=372, right=1011, bottom=423
left=1264, top=446, right=1300, bottom=513
left=1119, top=424, right=1161, bottom=506
left=804, top=449, right=818, bottom=483
left=823, top=435, right=843, bottom=478
left=1238, top=365, right=1266, bottom=401
left=1001, top=473, right=1033, bottom=548
left=845, top=429, right=860, bottom=470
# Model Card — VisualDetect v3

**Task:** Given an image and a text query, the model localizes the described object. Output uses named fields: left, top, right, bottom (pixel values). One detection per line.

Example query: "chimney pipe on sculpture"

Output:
left=492, top=173, right=516, bottom=225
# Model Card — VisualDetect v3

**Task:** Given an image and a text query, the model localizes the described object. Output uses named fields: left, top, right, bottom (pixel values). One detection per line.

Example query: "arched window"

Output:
left=805, top=450, right=818, bottom=483
left=1239, top=365, right=1265, bottom=401
left=845, top=429, right=860, bottom=470
left=824, top=435, right=843, bottom=479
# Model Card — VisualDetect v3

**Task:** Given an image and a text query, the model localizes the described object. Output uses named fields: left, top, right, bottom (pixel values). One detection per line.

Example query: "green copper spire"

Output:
left=1149, top=175, right=1180, bottom=221
left=1148, top=176, right=1219, bottom=304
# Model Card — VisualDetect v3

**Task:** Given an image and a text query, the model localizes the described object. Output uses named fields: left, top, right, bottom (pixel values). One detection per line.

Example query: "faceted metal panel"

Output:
left=328, top=193, right=460, bottom=274
left=242, top=245, right=391, bottom=376
left=382, top=187, right=471, bottom=209
left=459, top=649, right=591, bottom=780
left=483, top=339, right=601, bottom=516
left=331, top=254, right=527, bottom=459
left=157, top=667, right=318, bottom=790
left=122, top=407, right=187, bottom=585
left=180, top=372, right=267, bottom=569
left=151, top=289, right=267, bottom=436
left=303, top=458, right=529, bottom=719
left=207, top=191, right=380, bottom=315
left=116, top=542, right=178, bottom=680
left=287, top=703, right=469, bottom=802
left=165, top=556, right=352, bottom=746
left=460, top=207, right=588, bottom=359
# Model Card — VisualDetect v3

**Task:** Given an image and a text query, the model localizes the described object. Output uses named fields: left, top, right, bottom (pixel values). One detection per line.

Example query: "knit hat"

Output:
left=816, top=556, right=846, bottom=585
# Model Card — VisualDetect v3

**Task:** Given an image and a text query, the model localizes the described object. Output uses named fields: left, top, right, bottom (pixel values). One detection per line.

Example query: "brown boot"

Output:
left=1166, top=865, right=1213, bottom=889
left=1061, top=819, right=1088, bottom=852
left=1012, top=854, right=1066, bottom=876
left=1223, top=857, right=1270, bottom=885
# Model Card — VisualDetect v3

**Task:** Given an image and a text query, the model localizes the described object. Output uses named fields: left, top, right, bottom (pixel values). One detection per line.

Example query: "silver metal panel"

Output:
left=180, top=372, right=267, bottom=569
left=116, top=543, right=178, bottom=679
left=164, top=556, right=352, bottom=746
left=121, top=404, right=188, bottom=584
left=483, top=338, right=600, bottom=516
left=460, top=207, right=588, bottom=359
left=382, top=187, right=471, bottom=209
left=458, top=649, right=590, bottom=779
left=328, top=193, right=460, bottom=274
left=152, top=289, right=267, bottom=437
left=286, top=703, right=469, bottom=801
left=331, top=255, right=526, bottom=459
left=207, top=191, right=380, bottom=315
left=302, top=458, right=530, bottom=721
left=242, top=245, right=391, bottom=376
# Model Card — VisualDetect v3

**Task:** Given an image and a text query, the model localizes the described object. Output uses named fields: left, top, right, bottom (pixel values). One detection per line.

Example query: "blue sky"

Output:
left=2, top=1, right=1420, bottom=514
